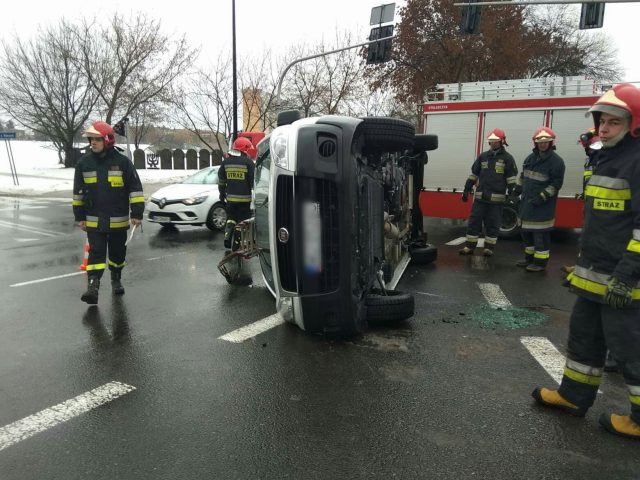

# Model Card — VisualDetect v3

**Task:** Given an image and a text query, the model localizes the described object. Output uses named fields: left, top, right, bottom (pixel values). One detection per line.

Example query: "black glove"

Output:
left=604, top=277, right=633, bottom=309
left=530, top=192, right=548, bottom=206
left=461, top=191, right=469, bottom=203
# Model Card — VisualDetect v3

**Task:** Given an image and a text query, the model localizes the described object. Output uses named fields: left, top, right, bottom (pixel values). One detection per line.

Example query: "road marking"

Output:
left=218, top=314, right=285, bottom=343
left=15, top=238, right=38, bottom=242
left=0, top=206, right=49, bottom=211
left=521, top=336, right=565, bottom=384
left=0, top=219, right=63, bottom=237
left=0, top=381, right=135, bottom=452
left=478, top=283, right=512, bottom=308
left=10, top=271, right=84, bottom=287
left=447, top=237, right=485, bottom=247
left=145, top=251, right=188, bottom=261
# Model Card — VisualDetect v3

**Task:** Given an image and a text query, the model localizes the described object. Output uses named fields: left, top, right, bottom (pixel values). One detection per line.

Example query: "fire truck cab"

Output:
left=418, top=76, right=608, bottom=235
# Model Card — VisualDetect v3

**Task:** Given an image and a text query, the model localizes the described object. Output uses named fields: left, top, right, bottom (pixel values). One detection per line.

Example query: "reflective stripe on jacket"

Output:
left=570, top=134, right=640, bottom=305
left=72, top=148, right=144, bottom=232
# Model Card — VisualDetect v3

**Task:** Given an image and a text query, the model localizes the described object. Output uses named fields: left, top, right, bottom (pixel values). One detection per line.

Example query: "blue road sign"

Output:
left=0, top=132, right=16, bottom=139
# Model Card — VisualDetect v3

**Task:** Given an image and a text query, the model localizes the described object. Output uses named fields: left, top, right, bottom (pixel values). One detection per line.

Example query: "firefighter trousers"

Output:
left=86, top=230, right=128, bottom=279
left=558, top=296, right=640, bottom=423
left=521, top=231, right=550, bottom=267
left=465, top=202, right=502, bottom=251
left=224, top=202, right=252, bottom=249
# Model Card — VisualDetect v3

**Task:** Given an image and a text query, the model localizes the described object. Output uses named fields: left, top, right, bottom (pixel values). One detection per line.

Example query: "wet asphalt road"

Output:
left=0, top=195, right=639, bottom=480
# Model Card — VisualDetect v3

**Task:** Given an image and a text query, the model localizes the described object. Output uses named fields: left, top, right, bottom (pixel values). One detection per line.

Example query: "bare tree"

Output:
left=129, top=101, right=166, bottom=148
left=77, top=13, right=198, bottom=125
left=0, top=20, right=99, bottom=166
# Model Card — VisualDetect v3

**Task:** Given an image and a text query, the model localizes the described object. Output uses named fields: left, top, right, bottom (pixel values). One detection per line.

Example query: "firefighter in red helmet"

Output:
left=513, top=127, right=565, bottom=272
left=73, top=121, right=144, bottom=304
left=218, top=137, right=255, bottom=249
left=532, top=84, right=640, bottom=440
left=460, top=128, right=518, bottom=256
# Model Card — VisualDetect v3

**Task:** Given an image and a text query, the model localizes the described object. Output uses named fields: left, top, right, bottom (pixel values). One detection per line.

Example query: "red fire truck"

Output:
left=418, top=76, right=608, bottom=235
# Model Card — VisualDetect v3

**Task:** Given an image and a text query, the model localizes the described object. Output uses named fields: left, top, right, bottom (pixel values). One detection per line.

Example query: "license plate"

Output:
left=302, top=201, right=322, bottom=273
left=154, top=216, right=171, bottom=222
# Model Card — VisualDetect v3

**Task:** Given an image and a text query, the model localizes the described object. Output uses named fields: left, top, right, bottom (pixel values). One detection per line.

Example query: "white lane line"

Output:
left=0, top=219, right=63, bottom=237
left=145, top=251, right=188, bottom=261
left=478, top=283, right=512, bottom=308
left=0, top=206, right=49, bottom=211
left=446, top=237, right=485, bottom=247
left=15, top=238, right=38, bottom=243
left=0, top=381, right=135, bottom=452
left=446, top=237, right=466, bottom=246
left=10, top=271, right=84, bottom=287
left=521, top=336, right=565, bottom=385
left=219, top=314, right=285, bottom=343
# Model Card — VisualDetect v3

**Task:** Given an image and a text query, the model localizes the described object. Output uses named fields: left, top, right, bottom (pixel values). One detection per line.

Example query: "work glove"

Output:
left=604, top=277, right=633, bottom=309
left=530, top=191, right=548, bottom=206
left=461, top=191, right=469, bottom=203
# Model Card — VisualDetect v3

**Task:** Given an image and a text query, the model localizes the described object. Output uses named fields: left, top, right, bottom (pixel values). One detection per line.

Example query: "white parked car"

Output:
left=147, top=166, right=227, bottom=231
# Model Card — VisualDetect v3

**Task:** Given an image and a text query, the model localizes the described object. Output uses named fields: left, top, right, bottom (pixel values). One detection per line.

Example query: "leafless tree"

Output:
left=76, top=13, right=198, bottom=125
left=0, top=20, right=99, bottom=166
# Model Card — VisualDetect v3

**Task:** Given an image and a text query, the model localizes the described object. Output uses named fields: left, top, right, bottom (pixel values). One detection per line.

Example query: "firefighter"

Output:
left=459, top=128, right=517, bottom=256
left=218, top=137, right=255, bottom=250
left=514, top=128, right=565, bottom=272
left=73, top=121, right=144, bottom=304
left=579, top=127, right=602, bottom=192
left=532, top=83, right=640, bottom=440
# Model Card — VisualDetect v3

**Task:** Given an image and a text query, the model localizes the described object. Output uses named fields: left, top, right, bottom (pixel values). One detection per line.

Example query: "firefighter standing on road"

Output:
left=514, top=128, right=565, bottom=272
left=532, top=83, right=640, bottom=440
left=218, top=137, right=255, bottom=250
left=460, top=128, right=518, bottom=256
left=73, top=121, right=144, bottom=304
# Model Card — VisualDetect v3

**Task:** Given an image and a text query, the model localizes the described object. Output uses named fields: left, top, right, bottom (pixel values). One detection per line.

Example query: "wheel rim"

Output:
left=501, top=206, right=518, bottom=233
left=211, top=206, right=227, bottom=229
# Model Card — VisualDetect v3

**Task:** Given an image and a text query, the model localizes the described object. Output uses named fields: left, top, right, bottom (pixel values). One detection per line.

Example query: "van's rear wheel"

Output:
left=360, top=117, right=415, bottom=155
left=500, top=204, right=521, bottom=237
left=365, top=289, right=415, bottom=325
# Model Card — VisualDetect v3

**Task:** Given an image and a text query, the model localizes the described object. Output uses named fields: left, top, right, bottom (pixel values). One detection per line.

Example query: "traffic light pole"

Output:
left=274, top=35, right=396, bottom=109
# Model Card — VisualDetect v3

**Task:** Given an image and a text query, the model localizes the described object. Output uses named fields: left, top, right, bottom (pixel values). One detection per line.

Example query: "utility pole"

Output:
left=232, top=0, right=238, bottom=141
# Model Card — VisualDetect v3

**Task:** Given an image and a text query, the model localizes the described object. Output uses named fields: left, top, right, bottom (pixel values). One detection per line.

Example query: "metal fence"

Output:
left=132, top=148, right=224, bottom=170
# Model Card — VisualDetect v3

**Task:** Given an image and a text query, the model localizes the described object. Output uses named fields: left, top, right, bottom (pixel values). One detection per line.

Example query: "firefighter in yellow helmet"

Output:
left=459, top=128, right=517, bottom=256
left=532, top=83, right=640, bottom=440
left=73, top=121, right=144, bottom=304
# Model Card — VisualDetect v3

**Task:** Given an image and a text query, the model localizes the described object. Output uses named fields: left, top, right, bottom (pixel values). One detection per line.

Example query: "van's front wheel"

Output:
left=500, top=203, right=521, bottom=238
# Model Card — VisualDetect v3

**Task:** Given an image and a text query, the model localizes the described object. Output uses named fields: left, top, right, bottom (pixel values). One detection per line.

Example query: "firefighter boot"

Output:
left=516, top=256, right=533, bottom=268
left=531, top=387, right=587, bottom=417
left=81, top=276, right=100, bottom=305
left=526, top=264, right=546, bottom=272
left=459, top=241, right=475, bottom=255
left=111, top=270, right=125, bottom=295
left=483, top=246, right=494, bottom=257
left=599, top=413, right=640, bottom=440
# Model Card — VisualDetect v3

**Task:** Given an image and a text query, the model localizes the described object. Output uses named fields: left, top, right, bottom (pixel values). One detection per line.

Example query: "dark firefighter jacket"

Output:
left=466, top=147, right=518, bottom=204
left=218, top=152, right=255, bottom=204
left=568, top=134, right=640, bottom=306
left=518, top=148, right=565, bottom=231
left=72, top=148, right=144, bottom=232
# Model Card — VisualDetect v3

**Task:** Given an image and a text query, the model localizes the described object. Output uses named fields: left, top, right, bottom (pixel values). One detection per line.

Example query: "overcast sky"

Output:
left=0, top=1, right=638, bottom=83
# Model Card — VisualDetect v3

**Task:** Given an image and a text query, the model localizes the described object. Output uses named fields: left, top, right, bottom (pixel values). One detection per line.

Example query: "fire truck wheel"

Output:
left=499, top=204, right=521, bottom=237
left=409, top=243, right=438, bottom=265
left=360, top=117, right=415, bottom=155
left=413, top=134, right=438, bottom=154
left=365, top=289, right=415, bottom=324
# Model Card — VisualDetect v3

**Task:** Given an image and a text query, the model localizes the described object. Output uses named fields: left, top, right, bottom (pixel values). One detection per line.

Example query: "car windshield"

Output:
left=183, top=167, right=219, bottom=185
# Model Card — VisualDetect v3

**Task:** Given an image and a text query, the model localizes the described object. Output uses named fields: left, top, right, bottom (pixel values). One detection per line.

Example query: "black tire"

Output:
left=500, top=203, right=521, bottom=238
left=360, top=117, right=415, bottom=155
left=410, top=243, right=438, bottom=265
left=366, top=289, right=415, bottom=324
left=206, top=203, right=227, bottom=231
left=160, top=223, right=175, bottom=228
left=413, top=134, right=438, bottom=153
left=277, top=110, right=302, bottom=126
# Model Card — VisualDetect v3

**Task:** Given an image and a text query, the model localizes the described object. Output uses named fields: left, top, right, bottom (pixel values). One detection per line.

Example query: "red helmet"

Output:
left=588, top=83, right=640, bottom=138
left=532, top=127, right=556, bottom=145
left=232, top=137, right=256, bottom=159
left=487, top=128, right=508, bottom=146
left=84, top=121, right=116, bottom=148
left=578, top=128, right=600, bottom=149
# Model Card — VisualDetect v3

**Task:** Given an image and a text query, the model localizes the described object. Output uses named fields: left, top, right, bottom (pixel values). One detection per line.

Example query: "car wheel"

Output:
left=413, top=134, right=438, bottom=154
left=360, top=117, right=415, bottom=155
left=206, top=203, right=227, bottom=231
left=410, top=242, right=438, bottom=265
left=500, top=203, right=521, bottom=238
left=365, top=288, right=415, bottom=325
left=160, top=223, right=175, bottom=228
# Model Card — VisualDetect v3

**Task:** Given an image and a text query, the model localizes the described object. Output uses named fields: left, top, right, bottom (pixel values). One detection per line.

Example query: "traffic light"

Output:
left=579, top=2, right=605, bottom=29
left=367, top=25, right=394, bottom=65
left=460, top=0, right=482, bottom=34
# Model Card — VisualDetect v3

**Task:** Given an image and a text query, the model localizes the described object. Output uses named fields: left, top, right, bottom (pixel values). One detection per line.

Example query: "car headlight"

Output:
left=182, top=195, right=208, bottom=205
left=271, top=128, right=290, bottom=170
